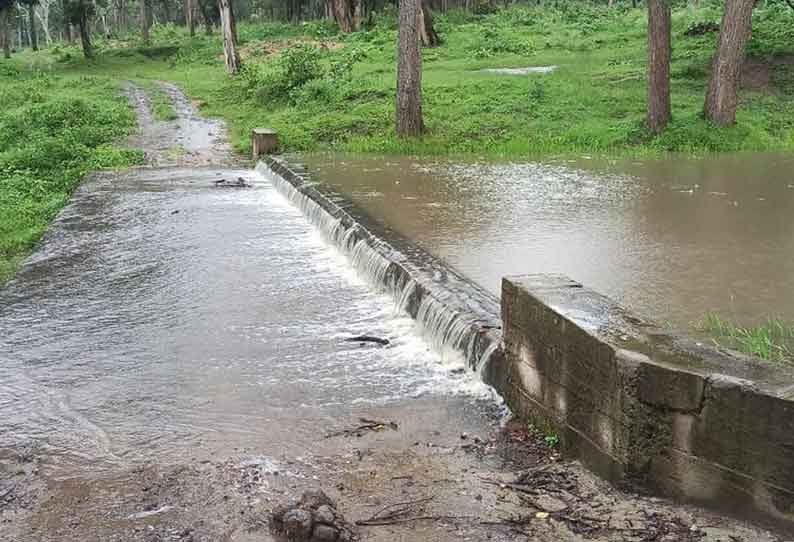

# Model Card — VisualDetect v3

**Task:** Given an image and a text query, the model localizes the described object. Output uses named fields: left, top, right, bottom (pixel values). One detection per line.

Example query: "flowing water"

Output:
left=300, top=152, right=794, bottom=329
left=0, top=166, right=494, bottom=479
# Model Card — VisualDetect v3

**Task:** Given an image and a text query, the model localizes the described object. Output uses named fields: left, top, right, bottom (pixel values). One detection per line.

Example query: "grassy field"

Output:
left=18, top=1, right=794, bottom=159
left=0, top=65, right=142, bottom=283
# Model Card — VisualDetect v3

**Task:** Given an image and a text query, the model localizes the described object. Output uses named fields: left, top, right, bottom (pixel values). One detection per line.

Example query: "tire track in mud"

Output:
left=122, top=81, right=237, bottom=167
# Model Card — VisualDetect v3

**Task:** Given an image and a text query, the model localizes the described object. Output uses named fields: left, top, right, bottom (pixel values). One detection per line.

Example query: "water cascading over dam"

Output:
left=256, top=157, right=505, bottom=381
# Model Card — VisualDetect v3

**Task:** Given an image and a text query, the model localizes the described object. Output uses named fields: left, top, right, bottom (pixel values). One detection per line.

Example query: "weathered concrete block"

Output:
left=252, top=128, right=279, bottom=158
left=500, top=273, right=794, bottom=532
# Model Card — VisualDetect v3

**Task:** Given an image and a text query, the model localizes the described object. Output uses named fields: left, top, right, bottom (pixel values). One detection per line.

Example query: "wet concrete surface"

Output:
left=0, top=84, right=784, bottom=542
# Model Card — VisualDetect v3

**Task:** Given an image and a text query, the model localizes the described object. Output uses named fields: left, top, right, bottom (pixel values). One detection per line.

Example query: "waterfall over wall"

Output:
left=256, top=158, right=505, bottom=382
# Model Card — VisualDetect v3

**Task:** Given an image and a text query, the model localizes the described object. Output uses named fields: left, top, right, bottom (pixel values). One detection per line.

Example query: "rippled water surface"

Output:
left=0, top=167, right=491, bottom=476
left=301, top=152, right=794, bottom=328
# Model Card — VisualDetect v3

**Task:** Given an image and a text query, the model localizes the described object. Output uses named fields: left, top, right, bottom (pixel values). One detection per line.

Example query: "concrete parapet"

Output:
left=501, top=274, right=794, bottom=532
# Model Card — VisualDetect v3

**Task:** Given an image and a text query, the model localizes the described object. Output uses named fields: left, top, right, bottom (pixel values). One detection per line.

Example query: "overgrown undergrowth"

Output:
left=0, top=66, right=142, bottom=283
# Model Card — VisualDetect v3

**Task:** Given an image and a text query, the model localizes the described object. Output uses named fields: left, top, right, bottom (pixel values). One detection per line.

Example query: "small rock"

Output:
left=283, top=508, right=313, bottom=540
left=460, top=433, right=468, bottom=440
left=300, top=489, right=334, bottom=509
left=311, top=524, right=338, bottom=542
left=314, top=505, right=335, bottom=525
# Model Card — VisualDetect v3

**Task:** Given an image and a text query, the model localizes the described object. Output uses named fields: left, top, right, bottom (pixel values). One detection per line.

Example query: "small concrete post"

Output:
left=252, top=128, right=279, bottom=159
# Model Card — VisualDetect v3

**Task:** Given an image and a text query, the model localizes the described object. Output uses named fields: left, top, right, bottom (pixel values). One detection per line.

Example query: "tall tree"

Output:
left=646, top=0, right=671, bottom=133
left=330, top=0, right=354, bottom=32
left=185, top=0, right=195, bottom=36
left=140, top=0, right=150, bottom=44
left=34, top=0, right=52, bottom=44
left=19, top=0, right=39, bottom=51
left=197, top=0, right=217, bottom=34
left=396, top=0, right=423, bottom=136
left=218, top=0, right=239, bottom=74
left=704, top=0, right=755, bottom=125
left=418, top=0, right=439, bottom=47
left=0, top=0, right=11, bottom=58
left=64, top=0, right=94, bottom=58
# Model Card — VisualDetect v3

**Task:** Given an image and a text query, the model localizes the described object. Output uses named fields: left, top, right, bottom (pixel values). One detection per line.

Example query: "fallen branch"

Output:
left=356, top=515, right=473, bottom=526
left=324, top=418, right=398, bottom=439
left=368, top=496, right=434, bottom=522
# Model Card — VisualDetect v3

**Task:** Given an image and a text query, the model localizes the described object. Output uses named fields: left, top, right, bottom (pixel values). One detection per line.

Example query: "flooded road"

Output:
left=0, top=167, right=491, bottom=476
left=301, top=153, right=794, bottom=328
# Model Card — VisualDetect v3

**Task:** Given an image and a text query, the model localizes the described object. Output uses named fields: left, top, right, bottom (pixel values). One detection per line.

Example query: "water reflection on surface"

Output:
left=301, top=152, right=794, bottom=328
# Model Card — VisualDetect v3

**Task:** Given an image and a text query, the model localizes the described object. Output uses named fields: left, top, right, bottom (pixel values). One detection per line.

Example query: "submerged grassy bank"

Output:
left=0, top=66, right=142, bottom=283
left=696, top=314, right=794, bottom=365
left=21, top=2, right=794, bottom=158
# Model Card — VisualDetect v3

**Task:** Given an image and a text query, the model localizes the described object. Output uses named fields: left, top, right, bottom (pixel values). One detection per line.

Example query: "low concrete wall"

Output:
left=501, top=274, right=794, bottom=531
left=257, top=157, right=505, bottom=381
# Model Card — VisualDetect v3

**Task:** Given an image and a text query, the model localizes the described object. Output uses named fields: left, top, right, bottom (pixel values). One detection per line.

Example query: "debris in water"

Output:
left=171, top=210, right=180, bottom=215
left=270, top=489, right=355, bottom=542
left=325, top=417, right=398, bottom=439
left=213, top=177, right=251, bottom=188
left=344, top=335, right=390, bottom=346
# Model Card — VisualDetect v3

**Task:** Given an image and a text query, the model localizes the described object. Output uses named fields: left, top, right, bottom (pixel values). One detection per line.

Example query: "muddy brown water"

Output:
left=300, top=152, right=794, bottom=329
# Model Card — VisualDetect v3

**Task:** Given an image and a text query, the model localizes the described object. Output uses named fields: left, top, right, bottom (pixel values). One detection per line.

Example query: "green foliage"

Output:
left=469, top=24, right=535, bottom=59
left=544, top=433, right=560, bottom=449
left=0, top=70, right=141, bottom=283
left=697, top=314, right=794, bottom=365
left=241, top=42, right=368, bottom=106
left=26, top=3, right=794, bottom=161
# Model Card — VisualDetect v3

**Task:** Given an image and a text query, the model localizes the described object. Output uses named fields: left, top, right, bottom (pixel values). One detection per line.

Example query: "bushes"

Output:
left=242, top=42, right=367, bottom=105
left=469, top=24, right=535, bottom=58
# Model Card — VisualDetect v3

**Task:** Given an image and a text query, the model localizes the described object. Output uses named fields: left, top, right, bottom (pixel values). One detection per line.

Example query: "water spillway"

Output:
left=256, top=158, right=505, bottom=382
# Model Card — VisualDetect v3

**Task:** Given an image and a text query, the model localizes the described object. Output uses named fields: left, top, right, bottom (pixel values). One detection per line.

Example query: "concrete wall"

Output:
left=501, top=274, right=794, bottom=531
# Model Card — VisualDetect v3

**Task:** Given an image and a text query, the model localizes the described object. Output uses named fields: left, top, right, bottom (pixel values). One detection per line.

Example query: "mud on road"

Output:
left=0, top=82, right=785, bottom=542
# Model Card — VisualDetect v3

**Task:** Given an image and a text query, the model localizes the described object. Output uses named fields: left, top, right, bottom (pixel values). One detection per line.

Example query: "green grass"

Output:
left=0, top=64, right=143, bottom=284
left=2, top=2, right=794, bottom=283
left=696, top=313, right=794, bottom=365
left=11, top=2, right=794, bottom=160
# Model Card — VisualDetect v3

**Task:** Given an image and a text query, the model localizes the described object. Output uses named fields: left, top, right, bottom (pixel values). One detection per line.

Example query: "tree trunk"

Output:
left=141, top=0, right=150, bottom=44
left=79, top=14, right=93, bottom=57
left=28, top=6, right=38, bottom=51
left=332, top=0, right=353, bottom=32
left=647, top=0, right=671, bottom=134
left=1, top=8, right=10, bottom=59
left=218, top=0, right=239, bottom=74
left=186, top=0, right=195, bottom=35
left=704, top=0, right=754, bottom=126
left=353, top=0, right=362, bottom=29
left=396, top=0, right=424, bottom=137
left=35, top=3, right=53, bottom=44
left=418, top=0, right=439, bottom=47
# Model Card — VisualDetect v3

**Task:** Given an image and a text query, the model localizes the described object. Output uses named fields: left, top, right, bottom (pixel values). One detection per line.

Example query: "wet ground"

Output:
left=0, top=83, right=784, bottom=542
left=300, top=153, right=794, bottom=329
